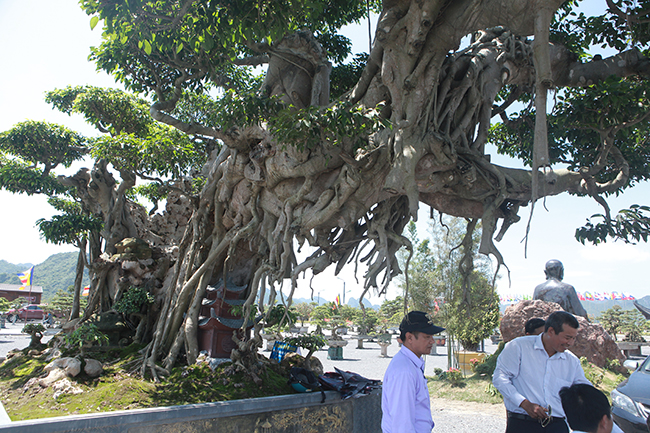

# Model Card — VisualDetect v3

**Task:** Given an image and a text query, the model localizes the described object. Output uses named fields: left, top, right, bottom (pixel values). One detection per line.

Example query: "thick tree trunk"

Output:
left=125, top=0, right=650, bottom=375
left=70, top=244, right=86, bottom=320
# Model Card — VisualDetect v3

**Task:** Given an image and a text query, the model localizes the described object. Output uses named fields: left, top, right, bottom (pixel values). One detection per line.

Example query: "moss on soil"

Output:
left=0, top=344, right=294, bottom=421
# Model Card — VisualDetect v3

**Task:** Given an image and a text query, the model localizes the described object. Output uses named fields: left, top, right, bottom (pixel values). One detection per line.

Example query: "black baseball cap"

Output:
left=400, top=311, right=445, bottom=335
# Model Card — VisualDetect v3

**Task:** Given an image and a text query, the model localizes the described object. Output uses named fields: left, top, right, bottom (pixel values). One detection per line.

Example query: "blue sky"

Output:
left=0, top=0, right=649, bottom=303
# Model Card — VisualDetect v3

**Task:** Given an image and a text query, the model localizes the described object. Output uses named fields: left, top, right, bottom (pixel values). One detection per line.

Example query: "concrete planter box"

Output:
left=456, top=351, right=486, bottom=375
left=2, top=390, right=382, bottom=433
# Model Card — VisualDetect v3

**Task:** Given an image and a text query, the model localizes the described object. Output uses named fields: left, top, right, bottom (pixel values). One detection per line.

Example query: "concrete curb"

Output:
left=0, top=390, right=382, bottom=433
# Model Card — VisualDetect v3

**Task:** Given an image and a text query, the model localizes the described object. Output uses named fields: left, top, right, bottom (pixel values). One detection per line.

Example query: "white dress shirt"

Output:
left=492, top=334, right=590, bottom=418
left=382, top=345, right=434, bottom=433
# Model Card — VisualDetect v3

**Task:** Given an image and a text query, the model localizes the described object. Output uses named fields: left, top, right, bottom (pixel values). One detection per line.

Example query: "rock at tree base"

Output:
left=44, top=357, right=82, bottom=377
left=39, top=368, right=67, bottom=388
left=281, top=353, right=324, bottom=377
left=500, top=300, right=625, bottom=370
left=84, top=359, right=103, bottom=377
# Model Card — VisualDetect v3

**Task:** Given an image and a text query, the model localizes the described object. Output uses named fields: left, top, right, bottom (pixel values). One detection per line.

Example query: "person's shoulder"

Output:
left=386, top=347, right=410, bottom=367
left=506, top=334, right=537, bottom=347
left=564, top=349, right=582, bottom=362
left=384, top=350, right=418, bottom=378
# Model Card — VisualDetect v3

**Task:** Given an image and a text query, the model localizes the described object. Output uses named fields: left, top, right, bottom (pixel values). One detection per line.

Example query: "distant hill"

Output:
left=582, top=296, right=650, bottom=319
left=347, top=297, right=379, bottom=310
left=0, top=253, right=89, bottom=301
left=0, top=260, right=34, bottom=285
left=290, top=296, right=380, bottom=310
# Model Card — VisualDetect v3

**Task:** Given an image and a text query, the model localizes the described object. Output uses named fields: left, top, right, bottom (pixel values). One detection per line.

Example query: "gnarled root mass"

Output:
left=132, top=1, right=646, bottom=377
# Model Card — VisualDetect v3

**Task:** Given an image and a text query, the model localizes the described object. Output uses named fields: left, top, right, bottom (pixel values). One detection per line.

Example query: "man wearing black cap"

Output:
left=381, top=311, right=444, bottom=433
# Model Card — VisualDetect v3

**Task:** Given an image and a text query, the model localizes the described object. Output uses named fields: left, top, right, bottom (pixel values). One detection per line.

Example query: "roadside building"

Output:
left=0, top=284, right=43, bottom=304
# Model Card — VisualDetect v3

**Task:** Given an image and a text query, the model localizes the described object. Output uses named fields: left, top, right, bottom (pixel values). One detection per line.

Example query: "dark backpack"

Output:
left=288, top=367, right=326, bottom=403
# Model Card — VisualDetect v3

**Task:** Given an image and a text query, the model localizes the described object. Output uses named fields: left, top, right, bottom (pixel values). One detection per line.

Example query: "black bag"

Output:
left=288, top=367, right=326, bottom=403
left=318, top=367, right=381, bottom=400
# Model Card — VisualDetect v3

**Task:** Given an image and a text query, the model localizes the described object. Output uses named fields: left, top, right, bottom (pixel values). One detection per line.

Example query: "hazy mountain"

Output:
left=0, top=253, right=89, bottom=300
left=347, top=297, right=379, bottom=310
left=582, top=296, right=650, bottom=319
left=500, top=296, right=650, bottom=318
left=290, top=296, right=380, bottom=310
left=0, top=260, right=34, bottom=285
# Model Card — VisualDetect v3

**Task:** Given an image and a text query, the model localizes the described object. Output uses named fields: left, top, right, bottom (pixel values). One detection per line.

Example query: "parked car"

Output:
left=611, top=354, right=650, bottom=433
left=5, top=304, right=44, bottom=323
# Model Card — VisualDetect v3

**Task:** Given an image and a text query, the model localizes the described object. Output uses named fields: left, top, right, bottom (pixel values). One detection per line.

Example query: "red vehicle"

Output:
left=5, top=304, right=44, bottom=323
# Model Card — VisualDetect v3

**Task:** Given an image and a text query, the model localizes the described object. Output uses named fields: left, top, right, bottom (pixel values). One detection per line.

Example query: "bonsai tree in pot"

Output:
left=22, top=323, right=47, bottom=348
left=284, top=333, right=327, bottom=372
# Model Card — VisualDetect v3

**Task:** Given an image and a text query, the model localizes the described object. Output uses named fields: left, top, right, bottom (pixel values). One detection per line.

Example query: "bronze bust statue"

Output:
left=533, top=260, right=589, bottom=319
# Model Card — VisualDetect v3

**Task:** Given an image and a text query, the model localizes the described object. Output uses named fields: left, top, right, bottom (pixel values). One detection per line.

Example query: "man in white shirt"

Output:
left=560, top=383, right=613, bottom=433
left=493, top=311, right=589, bottom=433
left=381, top=311, right=444, bottom=433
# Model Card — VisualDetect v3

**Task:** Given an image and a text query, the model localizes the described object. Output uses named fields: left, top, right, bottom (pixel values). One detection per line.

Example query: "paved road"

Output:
left=0, top=321, right=56, bottom=358
left=309, top=334, right=499, bottom=381
left=294, top=334, right=509, bottom=432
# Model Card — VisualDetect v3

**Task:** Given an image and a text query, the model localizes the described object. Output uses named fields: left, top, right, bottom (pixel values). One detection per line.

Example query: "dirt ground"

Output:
left=434, top=398, right=506, bottom=418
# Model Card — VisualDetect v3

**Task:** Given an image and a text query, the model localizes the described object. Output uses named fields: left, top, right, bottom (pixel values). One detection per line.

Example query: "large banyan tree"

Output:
left=4, top=0, right=650, bottom=376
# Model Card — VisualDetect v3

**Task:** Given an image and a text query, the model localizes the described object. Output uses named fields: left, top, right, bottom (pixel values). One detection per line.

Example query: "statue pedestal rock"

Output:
left=500, top=300, right=625, bottom=371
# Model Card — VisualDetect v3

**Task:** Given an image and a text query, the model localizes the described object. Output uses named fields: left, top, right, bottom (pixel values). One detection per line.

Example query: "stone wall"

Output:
left=1, top=390, right=381, bottom=433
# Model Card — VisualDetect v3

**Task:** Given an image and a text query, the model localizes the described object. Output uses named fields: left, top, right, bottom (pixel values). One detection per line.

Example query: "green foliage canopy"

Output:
left=81, top=0, right=380, bottom=96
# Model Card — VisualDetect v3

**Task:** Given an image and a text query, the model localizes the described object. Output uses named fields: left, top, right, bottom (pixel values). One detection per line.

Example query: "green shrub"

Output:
left=65, top=323, right=109, bottom=349
left=473, top=341, right=504, bottom=377
left=114, top=287, right=154, bottom=315
left=284, top=333, right=327, bottom=361
left=580, top=357, right=604, bottom=387
left=445, top=368, right=464, bottom=387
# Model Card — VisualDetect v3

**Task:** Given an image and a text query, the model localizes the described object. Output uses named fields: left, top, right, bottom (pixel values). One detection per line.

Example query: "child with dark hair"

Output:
left=524, top=318, right=545, bottom=335
left=559, top=383, right=613, bottom=433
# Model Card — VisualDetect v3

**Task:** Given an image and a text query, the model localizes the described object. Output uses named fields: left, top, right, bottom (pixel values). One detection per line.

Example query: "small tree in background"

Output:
left=309, top=304, right=333, bottom=328
left=44, top=287, right=88, bottom=321
left=598, top=305, right=624, bottom=340
left=397, top=216, right=499, bottom=352
left=620, top=309, right=647, bottom=342
left=444, top=272, right=500, bottom=351
left=293, top=302, right=316, bottom=326
left=22, top=323, right=46, bottom=347
left=0, top=297, right=11, bottom=312
left=380, top=296, right=405, bottom=327
left=353, top=308, right=381, bottom=334
left=284, top=333, right=327, bottom=364
left=10, top=297, right=28, bottom=308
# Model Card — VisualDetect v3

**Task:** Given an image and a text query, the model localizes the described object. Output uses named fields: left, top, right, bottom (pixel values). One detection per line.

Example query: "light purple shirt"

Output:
left=493, top=334, right=590, bottom=418
left=382, top=345, right=434, bottom=433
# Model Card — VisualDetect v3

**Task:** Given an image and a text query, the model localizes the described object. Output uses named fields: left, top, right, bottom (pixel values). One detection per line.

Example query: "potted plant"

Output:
left=284, top=333, right=327, bottom=370
left=254, top=303, right=298, bottom=350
